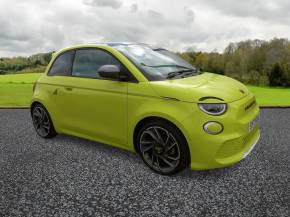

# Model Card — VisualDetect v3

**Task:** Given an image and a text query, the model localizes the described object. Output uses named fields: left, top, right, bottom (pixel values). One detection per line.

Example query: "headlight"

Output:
left=198, top=103, right=227, bottom=115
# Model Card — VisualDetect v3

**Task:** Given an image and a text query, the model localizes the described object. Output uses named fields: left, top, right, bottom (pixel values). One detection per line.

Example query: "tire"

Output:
left=31, top=103, right=57, bottom=138
left=137, top=119, right=190, bottom=175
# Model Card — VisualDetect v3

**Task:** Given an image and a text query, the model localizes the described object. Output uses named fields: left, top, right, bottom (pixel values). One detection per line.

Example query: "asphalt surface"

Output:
left=0, top=109, right=289, bottom=217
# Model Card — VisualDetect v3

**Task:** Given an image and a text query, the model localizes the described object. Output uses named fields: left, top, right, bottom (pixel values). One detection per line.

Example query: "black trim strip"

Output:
left=199, top=96, right=224, bottom=101
left=161, top=96, right=180, bottom=101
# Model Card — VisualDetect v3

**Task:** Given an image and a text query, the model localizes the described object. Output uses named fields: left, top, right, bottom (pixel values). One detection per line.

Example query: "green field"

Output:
left=0, top=73, right=42, bottom=84
left=247, top=85, right=290, bottom=106
left=0, top=73, right=289, bottom=107
left=0, top=73, right=42, bottom=107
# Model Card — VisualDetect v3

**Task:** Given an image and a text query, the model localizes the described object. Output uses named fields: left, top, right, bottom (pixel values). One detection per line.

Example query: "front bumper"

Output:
left=242, top=129, right=260, bottom=159
left=182, top=93, right=261, bottom=170
left=215, top=125, right=260, bottom=166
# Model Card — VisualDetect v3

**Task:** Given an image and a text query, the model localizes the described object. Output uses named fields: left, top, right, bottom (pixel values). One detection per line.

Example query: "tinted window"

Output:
left=72, top=49, right=121, bottom=78
left=48, top=50, right=75, bottom=76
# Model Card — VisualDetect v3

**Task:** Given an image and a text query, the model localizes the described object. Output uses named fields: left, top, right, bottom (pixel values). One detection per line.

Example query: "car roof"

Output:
left=54, top=42, right=166, bottom=57
left=97, top=42, right=148, bottom=46
left=97, top=42, right=165, bottom=50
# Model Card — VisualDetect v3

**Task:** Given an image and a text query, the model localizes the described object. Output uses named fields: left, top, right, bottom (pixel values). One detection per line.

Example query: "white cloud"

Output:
left=83, top=0, right=122, bottom=9
left=0, top=0, right=290, bottom=56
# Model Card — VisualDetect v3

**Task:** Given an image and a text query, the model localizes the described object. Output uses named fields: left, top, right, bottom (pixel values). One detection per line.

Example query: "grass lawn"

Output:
left=0, top=73, right=289, bottom=107
left=0, top=73, right=42, bottom=84
left=247, top=85, right=290, bottom=106
left=0, top=73, right=42, bottom=107
left=0, top=84, right=35, bottom=107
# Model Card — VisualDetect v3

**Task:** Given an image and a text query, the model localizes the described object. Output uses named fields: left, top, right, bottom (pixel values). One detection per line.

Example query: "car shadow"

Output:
left=47, top=133, right=244, bottom=179
left=177, top=163, right=243, bottom=179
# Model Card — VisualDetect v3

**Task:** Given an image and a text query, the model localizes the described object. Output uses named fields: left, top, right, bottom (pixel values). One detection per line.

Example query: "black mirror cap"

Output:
left=98, top=65, right=121, bottom=80
left=119, top=73, right=129, bottom=81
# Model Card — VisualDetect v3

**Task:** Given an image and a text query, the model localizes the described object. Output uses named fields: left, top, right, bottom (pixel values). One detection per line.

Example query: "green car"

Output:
left=31, top=43, right=260, bottom=175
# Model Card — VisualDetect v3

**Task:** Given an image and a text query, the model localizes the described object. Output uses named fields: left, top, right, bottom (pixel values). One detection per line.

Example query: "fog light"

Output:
left=203, top=121, right=223, bottom=135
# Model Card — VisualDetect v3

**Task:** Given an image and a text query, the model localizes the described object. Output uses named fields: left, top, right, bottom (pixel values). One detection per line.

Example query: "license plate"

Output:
left=249, top=115, right=259, bottom=132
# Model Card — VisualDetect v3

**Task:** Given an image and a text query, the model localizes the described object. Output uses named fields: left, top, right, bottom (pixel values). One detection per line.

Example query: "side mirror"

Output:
left=98, top=65, right=121, bottom=80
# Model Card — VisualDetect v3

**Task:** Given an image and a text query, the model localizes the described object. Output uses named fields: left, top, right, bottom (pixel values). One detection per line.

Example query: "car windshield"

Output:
left=112, top=44, right=199, bottom=81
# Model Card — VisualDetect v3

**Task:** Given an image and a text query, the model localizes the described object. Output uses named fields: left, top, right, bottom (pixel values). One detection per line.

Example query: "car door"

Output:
left=44, top=49, right=75, bottom=128
left=55, top=48, right=129, bottom=147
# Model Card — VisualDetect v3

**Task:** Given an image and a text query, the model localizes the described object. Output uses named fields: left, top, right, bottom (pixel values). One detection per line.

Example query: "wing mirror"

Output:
left=97, top=65, right=128, bottom=81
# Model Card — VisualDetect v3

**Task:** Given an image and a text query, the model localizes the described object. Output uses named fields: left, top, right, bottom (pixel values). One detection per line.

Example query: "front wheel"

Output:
left=137, top=120, right=190, bottom=175
left=31, top=104, right=57, bottom=138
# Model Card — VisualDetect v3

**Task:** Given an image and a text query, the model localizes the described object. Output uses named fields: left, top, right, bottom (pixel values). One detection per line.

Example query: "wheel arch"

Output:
left=30, top=101, right=41, bottom=113
left=30, top=99, right=59, bottom=131
left=30, top=100, right=58, bottom=138
left=30, top=100, right=48, bottom=115
left=132, top=115, right=190, bottom=156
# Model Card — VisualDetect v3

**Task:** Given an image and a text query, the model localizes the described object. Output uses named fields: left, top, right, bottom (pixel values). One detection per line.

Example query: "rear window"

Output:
left=48, top=50, right=75, bottom=76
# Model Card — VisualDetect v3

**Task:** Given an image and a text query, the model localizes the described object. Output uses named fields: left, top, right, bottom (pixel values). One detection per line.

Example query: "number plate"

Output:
left=249, top=115, right=259, bottom=132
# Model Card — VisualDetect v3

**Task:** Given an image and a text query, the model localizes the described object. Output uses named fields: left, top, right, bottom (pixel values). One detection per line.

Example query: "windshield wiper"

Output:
left=167, top=69, right=199, bottom=79
left=140, top=63, right=192, bottom=70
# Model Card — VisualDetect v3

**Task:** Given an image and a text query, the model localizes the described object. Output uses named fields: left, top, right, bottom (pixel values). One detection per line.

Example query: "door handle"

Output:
left=64, top=87, right=73, bottom=91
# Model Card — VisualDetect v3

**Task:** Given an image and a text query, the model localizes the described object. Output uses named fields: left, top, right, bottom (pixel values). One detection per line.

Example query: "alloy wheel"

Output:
left=139, top=126, right=181, bottom=173
left=32, top=106, right=51, bottom=137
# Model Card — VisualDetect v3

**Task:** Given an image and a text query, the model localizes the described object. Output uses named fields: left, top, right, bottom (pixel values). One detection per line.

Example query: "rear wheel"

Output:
left=31, top=104, right=57, bottom=138
left=137, top=120, right=190, bottom=175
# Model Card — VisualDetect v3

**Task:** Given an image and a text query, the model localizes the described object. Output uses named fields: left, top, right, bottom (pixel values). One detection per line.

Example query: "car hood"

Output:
left=149, top=72, right=249, bottom=103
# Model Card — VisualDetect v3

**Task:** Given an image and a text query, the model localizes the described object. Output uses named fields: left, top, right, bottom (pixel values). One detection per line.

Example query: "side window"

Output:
left=72, top=49, right=121, bottom=79
left=48, top=50, right=75, bottom=76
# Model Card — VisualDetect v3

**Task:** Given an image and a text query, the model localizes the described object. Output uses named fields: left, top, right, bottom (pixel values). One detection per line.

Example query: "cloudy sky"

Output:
left=1, top=0, right=290, bottom=56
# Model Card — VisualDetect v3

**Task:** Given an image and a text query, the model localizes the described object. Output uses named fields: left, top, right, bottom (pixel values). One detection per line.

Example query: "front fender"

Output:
left=127, top=97, right=194, bottom=154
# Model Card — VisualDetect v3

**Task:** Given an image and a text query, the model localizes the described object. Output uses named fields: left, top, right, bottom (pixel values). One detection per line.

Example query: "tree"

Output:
left=269, top=63, right=284, bottom=86
left=194, top=52, right=206, bottom=70
left=178, top=38, right=290, bottom=87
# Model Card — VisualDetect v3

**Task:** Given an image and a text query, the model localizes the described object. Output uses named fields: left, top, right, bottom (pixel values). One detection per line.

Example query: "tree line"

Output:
left=179, top=38, right=290, bottom=87
left=0, top=53, right=52, bottom=74
left=1, top=38, right=290, bottom=87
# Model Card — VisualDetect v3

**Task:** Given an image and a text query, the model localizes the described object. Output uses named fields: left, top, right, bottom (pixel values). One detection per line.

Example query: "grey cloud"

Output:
left=203, top=0, right=290, bottom=24
left=0, top=30, right=30, bottom=42
left=0, top=1, right=67, bottom=56
left=183, top=7, right=195, bottom=23
left=146, top=10, right=167, bottom=26
left=83, top=0, right=122, bottom=9
left=1, top=0, right=290, bottom=56
left=147, top=10, right=164, bottom=20
left=130, top=3, right=138, bottom=13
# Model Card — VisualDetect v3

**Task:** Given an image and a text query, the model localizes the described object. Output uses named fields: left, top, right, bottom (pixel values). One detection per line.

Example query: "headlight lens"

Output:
left=198, top=103, right=227, bottom=115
